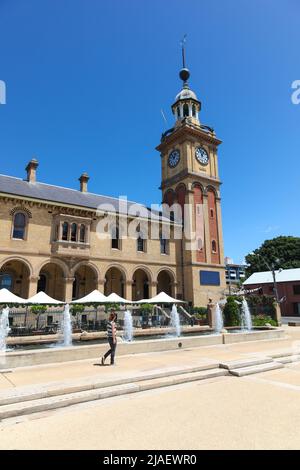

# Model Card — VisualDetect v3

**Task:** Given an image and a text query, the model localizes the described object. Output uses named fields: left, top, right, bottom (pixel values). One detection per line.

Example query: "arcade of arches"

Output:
left=0, top=259, right=176, bottom=302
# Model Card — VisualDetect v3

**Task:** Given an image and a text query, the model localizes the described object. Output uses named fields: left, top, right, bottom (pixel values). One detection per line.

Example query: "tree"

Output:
left=223, top=296, right=240, bottom=327
left=245, top=236, right=300, bottom=277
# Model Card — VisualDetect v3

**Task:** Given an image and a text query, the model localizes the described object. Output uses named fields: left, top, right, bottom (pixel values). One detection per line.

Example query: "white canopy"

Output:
left=26, top=291, right=64, bottom=305
left=0, top=288, right=27, bottom=305
left=71, top=289, right=109, bottom=305
left=136, top=291, right=185, bottom=304
left=106, top=292, right=131, bottom=304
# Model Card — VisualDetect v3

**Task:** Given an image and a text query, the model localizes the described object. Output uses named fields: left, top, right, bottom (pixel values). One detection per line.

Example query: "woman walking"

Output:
left=101, top=310, right=117, bottom=365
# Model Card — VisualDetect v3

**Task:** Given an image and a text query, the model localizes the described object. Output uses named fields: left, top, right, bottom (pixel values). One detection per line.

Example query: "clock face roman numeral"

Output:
left=168, top=149, right=180, bottom=168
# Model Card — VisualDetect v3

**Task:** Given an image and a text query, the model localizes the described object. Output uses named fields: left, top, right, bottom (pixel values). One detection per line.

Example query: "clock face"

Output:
left=195, top=147, right=209, bottom=166
left=168, top=149, right=180, bottom=168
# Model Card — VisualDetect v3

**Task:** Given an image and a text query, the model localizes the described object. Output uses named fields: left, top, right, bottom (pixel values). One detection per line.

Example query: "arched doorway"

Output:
left=0, top=259, right=30, bottom=297
left=105, top=267, right=125, bottom=297
left=157, top=270, right=174, bottom=296
left=72, top=264, right=98, bottom=300
left=132, top=268, right=150, bottom=301
left=38, top=262, right=65, bottom=301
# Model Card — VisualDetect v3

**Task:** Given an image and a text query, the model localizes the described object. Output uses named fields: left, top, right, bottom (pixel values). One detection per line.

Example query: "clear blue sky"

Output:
left=0, top=0, right=299, bottom=264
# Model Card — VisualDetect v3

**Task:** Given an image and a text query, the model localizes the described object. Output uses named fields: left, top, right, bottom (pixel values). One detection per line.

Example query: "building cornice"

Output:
left=156, top=122, right=222, bottom=152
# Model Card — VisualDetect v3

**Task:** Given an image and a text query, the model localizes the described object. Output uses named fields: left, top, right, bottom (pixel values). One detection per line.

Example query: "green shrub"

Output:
left=252, top=315, right=277, bottom=327
left=223, top=296, right=240, bottom=327
left=139, top=304, right=153, bottom=314
left=193, top=307, right=208, bottom=315
left=70, top=304, right=85, bottom=316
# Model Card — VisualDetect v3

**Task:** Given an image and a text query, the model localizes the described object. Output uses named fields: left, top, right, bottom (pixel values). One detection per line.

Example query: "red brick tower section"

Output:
left=193, top=184, right=206, bottom=263
left=207, top=188, right=220, bottom=265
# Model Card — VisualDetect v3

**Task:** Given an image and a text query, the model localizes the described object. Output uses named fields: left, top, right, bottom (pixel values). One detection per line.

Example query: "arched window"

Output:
left=0, top=273, right=13, bottom=291
left=111, top=226, right=120, bottom=249
left=183, top=103, right=189, bottom=117
left=62, top=222, right=69, bottom=241
left=79, top=224, right=86, bottom=243
left=37, top=274, right=47, bottom=293
left=12, top=212, right=26, bottom=239
left=212, top=240, right=217, bottom=253
left=71, top=223, right=77, bottom=242
left=177, top=106, right=180, bottom=119
left=192, top=104, right=196, bottom=117
left=210, top=209, right=214, bottom=218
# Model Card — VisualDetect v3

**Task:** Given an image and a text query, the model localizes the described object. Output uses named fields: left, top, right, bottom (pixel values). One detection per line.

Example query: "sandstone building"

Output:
left=0, top=61, right=226, bottom=306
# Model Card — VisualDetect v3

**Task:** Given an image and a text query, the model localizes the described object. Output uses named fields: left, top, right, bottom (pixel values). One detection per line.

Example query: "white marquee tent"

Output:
left=26, top=291, right=64, bottom=305
left=70, top=289, right=109, bottom=305
left=0, top=288, right=27, bottom=305
left=136, top=291, right=186, bottom=304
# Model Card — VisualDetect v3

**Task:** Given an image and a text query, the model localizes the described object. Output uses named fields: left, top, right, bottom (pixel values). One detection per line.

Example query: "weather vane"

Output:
left=180, top=34, right=187, bottom=69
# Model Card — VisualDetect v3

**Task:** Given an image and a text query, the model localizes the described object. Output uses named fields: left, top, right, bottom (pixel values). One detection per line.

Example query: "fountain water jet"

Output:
left=214, top=303, right=224, bottom=333
left=241, top=298, right=252, bottom=331
left=170, top=304, right=181, bottom=337
left=0, top=307, right=10, bottom=352
left=61, top=304, right=72, bottom=347
left=123, top=309, right=133, bottom=342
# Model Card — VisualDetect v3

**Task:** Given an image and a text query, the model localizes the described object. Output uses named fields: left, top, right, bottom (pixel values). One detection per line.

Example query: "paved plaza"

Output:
left=1, top=326, right=300, bottom=449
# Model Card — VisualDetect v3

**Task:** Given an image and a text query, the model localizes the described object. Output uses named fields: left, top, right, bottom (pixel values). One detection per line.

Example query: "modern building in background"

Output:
left=0, top=54, right=226, bottom=307
left=243, top=268, right=300, bottom=316
left=224, top=257, right=246, bottom=292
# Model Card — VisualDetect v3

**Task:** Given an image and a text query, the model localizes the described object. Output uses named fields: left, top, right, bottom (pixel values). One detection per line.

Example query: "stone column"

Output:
left=64, top=277, right=75, bottom=303
left=124, top=280, right=133, bottom=301
left=171, top=281, right=178, bottom=298
left=97, top=278, right=106, bottom=294
left=28, top=276, right=39, bottom=298
left=275, top=302, right=282, bottom=327
left=148, top=281, right=158, bottom=298
left=207, top=300, right=215, bottom=329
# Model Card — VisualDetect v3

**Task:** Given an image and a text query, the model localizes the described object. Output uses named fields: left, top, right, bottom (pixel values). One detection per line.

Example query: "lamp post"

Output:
left=249, top=253, right=282, bottom=326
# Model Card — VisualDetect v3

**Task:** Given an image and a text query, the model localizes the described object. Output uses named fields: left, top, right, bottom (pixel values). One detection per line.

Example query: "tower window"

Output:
left=183, top=103, right=189, bottom=117
left=177, top=107, right=180, bottom=119
left=62, top=222, right=69, bottom=241
left=210, top=209, right=214, bottom=218
left=212, top=240, right=217, bottom=253
left=192, top=104, right=196, bottom=117
left=12, top=212, right=26, bottom=240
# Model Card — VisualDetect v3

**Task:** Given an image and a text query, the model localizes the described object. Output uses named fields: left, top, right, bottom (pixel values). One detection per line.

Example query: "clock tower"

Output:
left=156, top=48, right=226, bottom=306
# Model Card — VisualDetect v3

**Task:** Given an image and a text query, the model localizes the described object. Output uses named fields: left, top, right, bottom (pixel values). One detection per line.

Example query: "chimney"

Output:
left=79, top=172, right=90, bottom=193
left=25, top=158, right=39, bottom=183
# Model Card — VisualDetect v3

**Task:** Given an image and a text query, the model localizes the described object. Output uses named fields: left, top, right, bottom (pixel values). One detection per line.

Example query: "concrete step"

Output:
left=0, top=362, right=218, bottom=407
left=274, top=355, right=300, bottom=364
left=229, top=362, right=284, bottom=377
left=219, top=357, right=273, bottom=370
left=0, top=368, right=227, bottom=420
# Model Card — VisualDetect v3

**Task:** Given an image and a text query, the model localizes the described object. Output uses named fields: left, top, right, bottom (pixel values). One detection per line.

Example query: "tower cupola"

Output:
left=171, top=36, right=201, bottom=126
